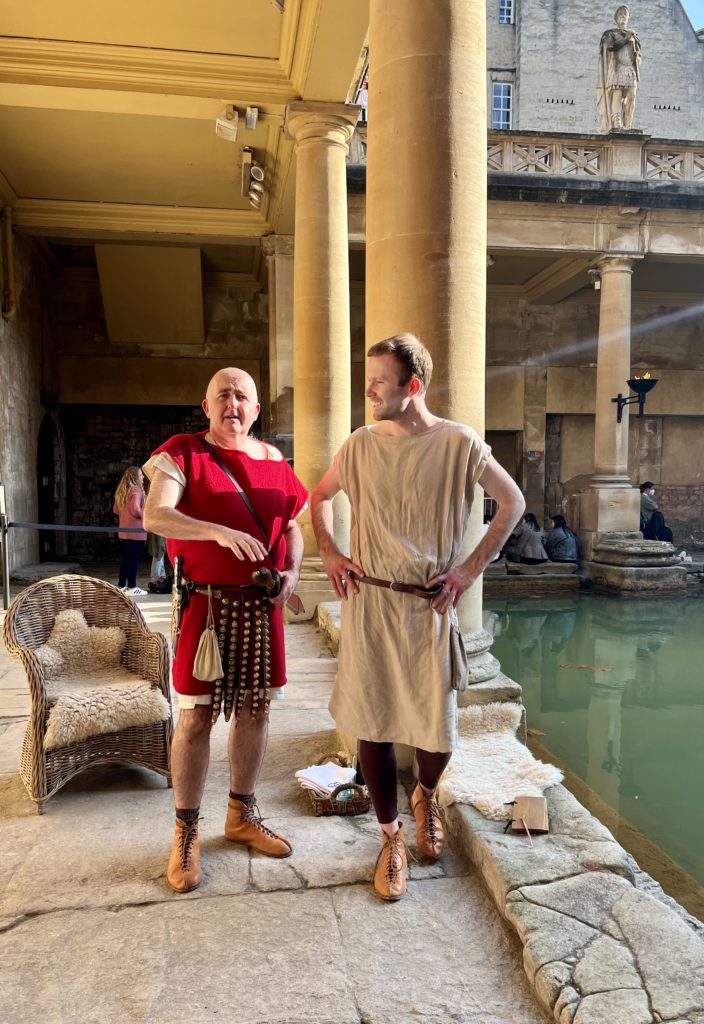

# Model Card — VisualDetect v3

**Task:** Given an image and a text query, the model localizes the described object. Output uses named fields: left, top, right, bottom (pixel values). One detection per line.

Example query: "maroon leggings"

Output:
left=358, top=740, right=452, bottom=825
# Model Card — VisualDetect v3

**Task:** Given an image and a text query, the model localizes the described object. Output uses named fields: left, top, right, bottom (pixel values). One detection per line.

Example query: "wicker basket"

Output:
left=304, top=753, right=371, bottom=816
left=307, top=781, right=371, bottom=817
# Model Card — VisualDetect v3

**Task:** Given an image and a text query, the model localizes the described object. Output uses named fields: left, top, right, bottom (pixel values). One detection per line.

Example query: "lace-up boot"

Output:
left=411, top=783, right=444, bottom=860
left=166, top=817, right=202, bottom=893
left=225, top=798, right=292, bottom=857
left=373, top=823, right=408, bottom=901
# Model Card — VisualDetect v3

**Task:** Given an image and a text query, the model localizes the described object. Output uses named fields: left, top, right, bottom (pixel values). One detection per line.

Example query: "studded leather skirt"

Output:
left=209, top=587, right=272, bottom=722
left=172, top=586, right=283, bottom=722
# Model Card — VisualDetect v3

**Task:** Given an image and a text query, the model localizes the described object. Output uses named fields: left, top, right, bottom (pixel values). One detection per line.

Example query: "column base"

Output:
left=581, top=531, right=686, bottom=593
left=578, top=486, right=640, bottom=560
left=592, top=532, right=678, bottom=568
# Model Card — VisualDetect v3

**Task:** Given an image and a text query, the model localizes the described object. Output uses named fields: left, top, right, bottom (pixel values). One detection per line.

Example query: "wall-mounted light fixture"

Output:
left=612, top=373, right=658, bottom=423
left=241, top=147, right=266, bottom=209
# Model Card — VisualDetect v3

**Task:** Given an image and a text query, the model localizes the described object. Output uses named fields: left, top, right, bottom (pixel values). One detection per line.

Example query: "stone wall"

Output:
left=0, top=233, right=56, bottom=571
left=55, top=268, right=269, bottom=415
left=62, top=404, right=204, bottom=562
left=486, top=0, right=704, bottom=138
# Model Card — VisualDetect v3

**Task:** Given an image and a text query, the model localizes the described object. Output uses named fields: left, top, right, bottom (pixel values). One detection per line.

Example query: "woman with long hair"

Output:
left=512, top=511, right=549, bottom=564
left=545, top=513, right=579, bottom=562
left=113, top=466, right=148, bottom=595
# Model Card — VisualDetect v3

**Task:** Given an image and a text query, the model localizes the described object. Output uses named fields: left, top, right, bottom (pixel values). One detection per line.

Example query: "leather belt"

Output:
left=190, top=583, right=260, bottom=600
left=359, top=575, right=443, bottom=601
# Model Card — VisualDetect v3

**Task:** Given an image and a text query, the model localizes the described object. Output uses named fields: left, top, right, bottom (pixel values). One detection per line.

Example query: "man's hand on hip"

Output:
left=427, top=565, right=480, bottom=614
left=320, top=551, right=365, bottom=600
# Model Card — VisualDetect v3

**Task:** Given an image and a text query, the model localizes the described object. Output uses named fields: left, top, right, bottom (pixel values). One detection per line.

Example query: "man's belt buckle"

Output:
left=389, top=580, right=401, bottom=592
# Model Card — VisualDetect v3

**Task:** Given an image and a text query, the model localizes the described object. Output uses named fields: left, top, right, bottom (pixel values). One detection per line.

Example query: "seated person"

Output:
left=639, top=481, right=658, bottom=533
left=545, top=514, right=579, bottom=562
left=512, top=512, right=549, bottom=564
left=643, top=509, right=673, bottom=543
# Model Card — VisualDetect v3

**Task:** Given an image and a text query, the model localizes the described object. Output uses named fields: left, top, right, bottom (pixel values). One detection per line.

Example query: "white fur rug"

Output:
left=439, top=702, right=563, bottom=821
left=35, top=610, right=170, bottom=751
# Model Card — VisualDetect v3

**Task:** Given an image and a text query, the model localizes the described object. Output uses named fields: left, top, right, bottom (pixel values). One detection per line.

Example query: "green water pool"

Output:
left=485, top=594, right=704, bottom=893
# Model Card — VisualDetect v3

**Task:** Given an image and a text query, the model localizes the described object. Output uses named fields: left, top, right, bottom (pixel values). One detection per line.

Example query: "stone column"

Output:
left=523, top=368, right=548, bottom=519
left=261, top=235, right=294, bottom=458
left=366, top=0, right=498, bottom=688
left=580, top=255, right=640, bottom=558
left=285, top=101, right=359, bottom=616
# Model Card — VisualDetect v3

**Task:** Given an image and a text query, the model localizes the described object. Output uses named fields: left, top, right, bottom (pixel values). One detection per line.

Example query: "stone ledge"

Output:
left=444, top=787, right=704, bottom=1024
left=484, top=575, right=581, bottom=596
left=317, top=601, right=341, bottom=656
left=582, top=561, right=688, bottom=593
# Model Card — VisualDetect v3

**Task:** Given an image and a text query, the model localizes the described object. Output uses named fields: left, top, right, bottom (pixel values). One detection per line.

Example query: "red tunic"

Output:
left=151, top=433, right=307, bottom=697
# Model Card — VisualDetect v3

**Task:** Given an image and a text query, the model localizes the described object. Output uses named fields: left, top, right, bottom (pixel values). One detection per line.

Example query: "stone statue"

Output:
left=597, top=5, right=642, bottom=131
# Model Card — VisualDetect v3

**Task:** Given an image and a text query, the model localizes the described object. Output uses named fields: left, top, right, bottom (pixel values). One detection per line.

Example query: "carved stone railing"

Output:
left=348, top=125, right=704, bottom=185
left=644, top=147, right=704, bottom=181
left=487, top=137, right=606, bottom=176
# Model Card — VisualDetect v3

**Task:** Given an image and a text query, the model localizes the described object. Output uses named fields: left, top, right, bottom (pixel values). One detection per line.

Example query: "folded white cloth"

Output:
left=295, top=762, right=356, bottom=797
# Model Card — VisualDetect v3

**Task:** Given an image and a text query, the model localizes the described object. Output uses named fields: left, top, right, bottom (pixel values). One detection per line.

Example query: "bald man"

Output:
left=144, top=368, right=307, bottom=893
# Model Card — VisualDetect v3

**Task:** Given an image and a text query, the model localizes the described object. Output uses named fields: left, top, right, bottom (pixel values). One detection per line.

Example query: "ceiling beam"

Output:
left=12, top=199, right=272, bottom=243
left=0, top=37, right=295, bottom=102
left=523, top=256, right=593, bottom=304
left=0, top=82, right=287, bottom=121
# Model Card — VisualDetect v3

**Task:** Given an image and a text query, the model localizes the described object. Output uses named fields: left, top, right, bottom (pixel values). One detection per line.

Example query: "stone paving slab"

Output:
left=0, top=610, right=550, bottom=1024
left=332, top=877, right=550, bottom=1024
left=2, top=890, right=363, bottom=1024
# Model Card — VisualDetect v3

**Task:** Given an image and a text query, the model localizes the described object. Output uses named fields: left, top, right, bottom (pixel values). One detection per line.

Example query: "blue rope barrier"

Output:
left=8, top=522, right=147, bottom=535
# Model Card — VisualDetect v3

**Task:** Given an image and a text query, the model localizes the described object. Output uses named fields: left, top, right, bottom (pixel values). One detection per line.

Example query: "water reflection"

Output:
left=487, top=595, right=704, bottom=890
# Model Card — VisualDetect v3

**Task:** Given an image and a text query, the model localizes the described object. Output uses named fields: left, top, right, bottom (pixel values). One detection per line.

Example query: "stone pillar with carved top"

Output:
left=579, top=255, right=640, bottom=558
left=285, top=101, right=359, bottom=618
left=579, top=255, right=684, bottom=592
left=261, top=235, right=294, bottom=458
left=365, top=0, right=512, bottom=706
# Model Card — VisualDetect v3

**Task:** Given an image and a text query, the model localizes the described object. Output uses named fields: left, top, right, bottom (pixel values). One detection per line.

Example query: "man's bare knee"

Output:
left=176, top=705, right=213, bottom=741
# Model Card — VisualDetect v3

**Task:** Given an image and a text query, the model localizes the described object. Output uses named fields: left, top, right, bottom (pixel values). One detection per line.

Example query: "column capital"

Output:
left=285, top=101, right=360, bottom=150
left=261, top=234, right=294, bottom=258
left=594, top=253, right=643, bottom=275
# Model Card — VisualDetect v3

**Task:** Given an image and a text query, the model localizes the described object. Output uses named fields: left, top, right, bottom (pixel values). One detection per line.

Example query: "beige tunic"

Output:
left=329, top=422, right=491, bottom=752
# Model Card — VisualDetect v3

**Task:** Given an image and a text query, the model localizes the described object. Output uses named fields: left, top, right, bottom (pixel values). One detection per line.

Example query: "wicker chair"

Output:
left=3, top=574, right=173, bottom=813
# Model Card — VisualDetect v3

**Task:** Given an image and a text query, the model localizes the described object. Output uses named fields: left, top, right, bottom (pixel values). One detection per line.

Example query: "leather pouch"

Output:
left=448, top=605, right=469, bottom=692
left=193, top=586, right=224, bottom=682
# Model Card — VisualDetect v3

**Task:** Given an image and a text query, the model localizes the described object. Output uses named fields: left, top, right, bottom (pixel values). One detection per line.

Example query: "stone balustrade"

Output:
left=348, top=124, right=704, bottom=184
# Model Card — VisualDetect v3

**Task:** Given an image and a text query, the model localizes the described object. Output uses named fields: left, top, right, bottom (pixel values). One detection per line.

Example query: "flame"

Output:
left=633, top=371, right=652, bottom=380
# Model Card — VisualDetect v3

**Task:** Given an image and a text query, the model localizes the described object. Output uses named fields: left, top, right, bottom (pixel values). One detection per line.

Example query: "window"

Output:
left=499, top=0, right=514, bottom=25
left=492, top=83, right=512, bottom=130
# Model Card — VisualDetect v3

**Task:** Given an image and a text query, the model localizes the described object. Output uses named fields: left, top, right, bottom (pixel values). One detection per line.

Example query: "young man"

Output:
left=311, top=334, right=524, bottom=901
left=143, top=368, right=307, bottom=893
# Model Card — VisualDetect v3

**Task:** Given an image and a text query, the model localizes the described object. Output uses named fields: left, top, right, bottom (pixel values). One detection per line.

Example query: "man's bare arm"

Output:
left=268, top=519, right=304, bottom=608
left=310, top=464, right=364, bottom=599
left=143, top=468, right=268, bottom=562
left=428, top=455, right=525, bottom=612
